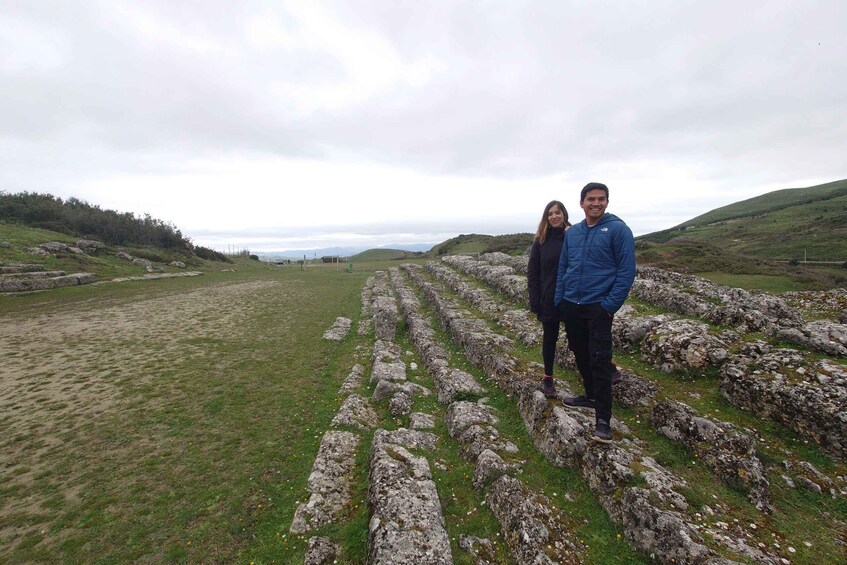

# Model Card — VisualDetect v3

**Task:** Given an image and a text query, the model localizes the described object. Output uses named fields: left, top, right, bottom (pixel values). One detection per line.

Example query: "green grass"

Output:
left=693, top=272, right=810, bottom=293
left=414, top=260, right=847, bottom=563
left=681, top=178, right=847, bottom=229
left=631, top=179, right=847, bottom=289
left=636, top=237, right=847, bottom=290
left=349, top=248, right=424, bottom=261
left=4, top=239, right=846, bottom=563
left=634, top=179, right=847, bottom=284
left=1, top=260, right=370, bottom=563
left=0, top=222, right=227, bottom=282
left=667, top=193, right=847, bottom=261
left=428, top=233, right=533, bottom=257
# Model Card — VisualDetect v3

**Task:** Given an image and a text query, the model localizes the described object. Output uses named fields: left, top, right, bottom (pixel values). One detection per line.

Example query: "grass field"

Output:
left=2, top=251, right=846, bottom=563
left=1, top=260, right=368, bottom=562
left=0, top=258, right=644, bottom=563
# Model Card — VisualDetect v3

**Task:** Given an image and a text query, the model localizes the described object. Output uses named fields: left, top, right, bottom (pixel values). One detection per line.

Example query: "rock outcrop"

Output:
left=367, top=428, right=451, bottom=564
left=651, top=401, right=771, bottom=512
left=721, top=341, right=847, bottom=462
left=642, top=319, right=730, bottom=373
left=322, top=316, right=352, bottom=341
left=290, top=431, right=360, bottom=534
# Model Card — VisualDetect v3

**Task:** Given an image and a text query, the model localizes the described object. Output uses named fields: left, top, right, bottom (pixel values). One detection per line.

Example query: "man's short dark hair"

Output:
left=580, top=182, right=609, bottom=203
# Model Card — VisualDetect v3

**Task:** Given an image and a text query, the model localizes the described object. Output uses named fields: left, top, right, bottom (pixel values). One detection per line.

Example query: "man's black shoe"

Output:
left=563, top=395, right=596, bottom=409
left=592, top=419, right=613, bottom=443
left=612, top=369, right=622, bottom=385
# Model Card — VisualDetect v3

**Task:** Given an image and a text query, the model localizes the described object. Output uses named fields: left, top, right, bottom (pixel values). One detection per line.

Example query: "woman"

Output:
left=528, top=200, right=569, bottom=398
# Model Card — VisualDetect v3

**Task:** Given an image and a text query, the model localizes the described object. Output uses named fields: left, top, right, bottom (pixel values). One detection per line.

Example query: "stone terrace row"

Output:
left=400, top=264, right=777, bottom=564
left=443, top=254, right=847, bottom=464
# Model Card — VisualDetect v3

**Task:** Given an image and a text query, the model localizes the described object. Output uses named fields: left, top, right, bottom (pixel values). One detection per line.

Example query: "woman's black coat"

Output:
left=527, top=225, right=565, bottom=323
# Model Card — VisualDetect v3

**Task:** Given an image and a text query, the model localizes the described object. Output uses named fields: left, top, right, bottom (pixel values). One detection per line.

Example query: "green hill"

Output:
left=635, top=178, right=847, bottom=290
left=0, top=191, right=231, bottom=263
left=350, top=248, right=424, bottom=261
left=0, top=222, right=233, bottom=281
left=681, top=178, right=847, bottom=228
left=639, top=179, right=847, bottom=261
left=428, top=233, right=533, bottom=257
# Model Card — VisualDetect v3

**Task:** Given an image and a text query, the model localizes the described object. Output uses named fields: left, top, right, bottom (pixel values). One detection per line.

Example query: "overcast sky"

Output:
left=2, top=1, right=845, bottom=252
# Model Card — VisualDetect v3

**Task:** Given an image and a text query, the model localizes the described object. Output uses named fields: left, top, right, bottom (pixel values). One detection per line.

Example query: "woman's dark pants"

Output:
left=541, top=320, right=561, bottom=376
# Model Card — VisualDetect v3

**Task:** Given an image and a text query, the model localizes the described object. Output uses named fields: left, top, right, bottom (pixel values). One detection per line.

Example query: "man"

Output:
left=554, top=182, right=636, bottom=443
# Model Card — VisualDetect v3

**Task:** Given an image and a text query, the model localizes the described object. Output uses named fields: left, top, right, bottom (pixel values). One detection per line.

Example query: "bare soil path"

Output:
left=0, top=270, right=360, bottom=563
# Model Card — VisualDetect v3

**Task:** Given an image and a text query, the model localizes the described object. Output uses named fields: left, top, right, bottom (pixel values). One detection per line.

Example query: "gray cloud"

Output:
left=1, top=1, right=845, bottom=249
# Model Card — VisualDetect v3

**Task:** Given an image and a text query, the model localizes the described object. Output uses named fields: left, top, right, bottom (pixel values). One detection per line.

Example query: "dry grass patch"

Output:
left=1, top=266, right=366, bottom=563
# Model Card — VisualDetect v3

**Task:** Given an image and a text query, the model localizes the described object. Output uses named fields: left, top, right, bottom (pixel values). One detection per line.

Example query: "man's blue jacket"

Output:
left=553, top=213, right=636, bottom=314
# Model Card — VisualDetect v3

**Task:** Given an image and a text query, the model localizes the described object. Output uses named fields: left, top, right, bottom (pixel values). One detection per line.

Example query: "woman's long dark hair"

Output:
left=535, top=200, right=569, bottom=244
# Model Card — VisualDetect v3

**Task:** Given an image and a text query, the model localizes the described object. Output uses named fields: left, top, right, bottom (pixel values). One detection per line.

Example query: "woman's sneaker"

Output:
left=563, top=395, right=596, bottom=409
left=541, top=377, right=557, bottom=398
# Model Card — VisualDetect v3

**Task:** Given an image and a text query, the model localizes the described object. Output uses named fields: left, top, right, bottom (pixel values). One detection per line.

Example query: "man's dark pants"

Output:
left=560, top=301, right=615, bottom=423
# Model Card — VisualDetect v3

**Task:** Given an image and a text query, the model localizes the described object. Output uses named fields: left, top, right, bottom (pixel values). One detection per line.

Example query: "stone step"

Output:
left=0, top=263, right=46, bottom=274
left=401, top=263, right=767, bottom=564
left=0, top=272, right=97, bottom=293
left=390, top=267, right=582, bottom=562
left=367, top=428, right=450, bottom=565
left=0, top=270, right=66, bottom=280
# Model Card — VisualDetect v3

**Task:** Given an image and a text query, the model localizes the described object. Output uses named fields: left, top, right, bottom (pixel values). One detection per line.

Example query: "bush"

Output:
left=131, top=249, right=170, bottom=263
left=194, top=245, right=232, bottom=263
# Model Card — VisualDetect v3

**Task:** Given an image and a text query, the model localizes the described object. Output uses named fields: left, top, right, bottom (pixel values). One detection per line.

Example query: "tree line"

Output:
left=0, top=191, right=190, bottom=249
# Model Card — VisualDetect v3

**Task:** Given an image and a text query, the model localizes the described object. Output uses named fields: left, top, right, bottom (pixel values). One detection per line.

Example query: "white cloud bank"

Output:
left=1, top=1, right=844, bottom=251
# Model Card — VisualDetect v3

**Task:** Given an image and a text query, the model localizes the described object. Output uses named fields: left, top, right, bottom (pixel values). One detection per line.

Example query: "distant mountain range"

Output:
left=256, top=242, right=436, bottom=260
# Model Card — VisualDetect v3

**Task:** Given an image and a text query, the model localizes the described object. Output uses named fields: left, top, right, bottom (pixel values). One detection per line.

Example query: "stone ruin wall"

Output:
left=299, top=258, right=846, bottom=564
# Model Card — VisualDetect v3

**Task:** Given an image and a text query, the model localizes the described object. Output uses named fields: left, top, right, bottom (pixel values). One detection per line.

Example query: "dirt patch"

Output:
left=0, top=279, right=295, bottom=548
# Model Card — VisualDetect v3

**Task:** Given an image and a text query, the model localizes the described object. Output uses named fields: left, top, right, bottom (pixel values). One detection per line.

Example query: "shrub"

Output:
left=132, top=249, right=170, bottom=263
left=194, top=245, right=232, bottom=263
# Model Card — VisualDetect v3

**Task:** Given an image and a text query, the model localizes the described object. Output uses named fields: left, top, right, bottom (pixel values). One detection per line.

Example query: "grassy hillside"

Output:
left=0, top=222, right=230, bottom=280
left=0, top=191, right=188, bottom=249
left=428, top=232, right=533, bottom=257
left=635, top=237, right=847, bottom=291
left=640, top=179, right=847, bottom=261
left=349, top=248, right=424, bottom=261
left=634, top=179, right=847, bottom=289
left=681, top=178, right=847, bottom=228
